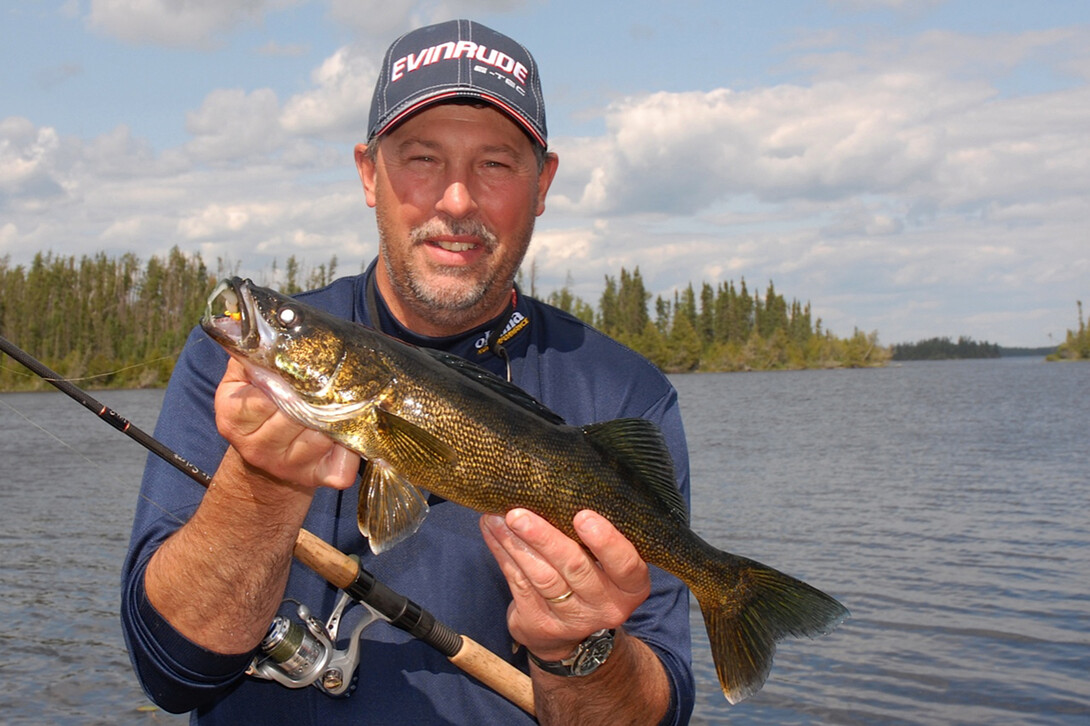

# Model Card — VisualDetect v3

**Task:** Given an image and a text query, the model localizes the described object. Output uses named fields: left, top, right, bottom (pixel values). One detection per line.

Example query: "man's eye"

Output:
left=482, top=159, right=517, bottom=171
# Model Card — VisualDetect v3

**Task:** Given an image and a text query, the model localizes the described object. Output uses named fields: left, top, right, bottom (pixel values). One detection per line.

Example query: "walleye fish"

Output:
left=201, top=277, right=848, bottom=704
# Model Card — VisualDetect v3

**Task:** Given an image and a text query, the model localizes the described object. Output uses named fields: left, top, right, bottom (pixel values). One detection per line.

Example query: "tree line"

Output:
left=890, top=336, right=1001, bottom=361
left=532, top=266, right=888, bottom=373
left=0, top=249, right=340, bottom=391
left=1, top=249, right=886, bottom=391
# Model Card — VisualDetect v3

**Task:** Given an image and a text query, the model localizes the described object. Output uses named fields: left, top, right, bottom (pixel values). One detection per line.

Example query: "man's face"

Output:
left=356, top=103, right=558, bottom=336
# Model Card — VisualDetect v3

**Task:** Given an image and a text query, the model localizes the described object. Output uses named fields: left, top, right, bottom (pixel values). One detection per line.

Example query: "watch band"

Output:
left=527, top=629, right=616, bottom=677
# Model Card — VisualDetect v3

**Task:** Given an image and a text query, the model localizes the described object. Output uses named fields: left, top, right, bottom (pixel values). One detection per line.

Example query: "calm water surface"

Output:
left=1, top=358, right=1087, bottom=724
left=673, top=358, right=1089, bottom=724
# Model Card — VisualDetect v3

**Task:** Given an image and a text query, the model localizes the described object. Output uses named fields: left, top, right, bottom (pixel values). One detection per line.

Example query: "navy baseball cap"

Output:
left=367, top=19, right=547, bottom=147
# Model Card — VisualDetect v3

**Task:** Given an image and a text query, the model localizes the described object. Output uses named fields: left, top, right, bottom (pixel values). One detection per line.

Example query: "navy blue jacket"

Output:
left=121, top=265, right=695, bottom=724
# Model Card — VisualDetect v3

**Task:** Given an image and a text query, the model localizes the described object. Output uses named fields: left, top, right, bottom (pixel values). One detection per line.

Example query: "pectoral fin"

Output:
left=357, top=459, right=430, bottom=554
left=375, top=406, right=458, bottom=467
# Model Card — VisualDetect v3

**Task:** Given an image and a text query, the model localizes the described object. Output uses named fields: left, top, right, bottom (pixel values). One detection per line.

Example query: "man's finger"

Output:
left=572, top=510, right=651, bottom=598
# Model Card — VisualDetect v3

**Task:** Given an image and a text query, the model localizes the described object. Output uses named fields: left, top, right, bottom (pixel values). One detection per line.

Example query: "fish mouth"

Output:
left=202, top=277, right=260, bottom=352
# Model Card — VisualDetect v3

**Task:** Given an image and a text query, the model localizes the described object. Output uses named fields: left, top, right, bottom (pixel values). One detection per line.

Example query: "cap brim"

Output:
left=371, top=91, right=546, bottom=147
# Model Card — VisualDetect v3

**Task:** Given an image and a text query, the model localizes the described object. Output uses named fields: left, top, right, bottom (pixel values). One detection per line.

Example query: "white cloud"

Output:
left=528, top=25, right=1090, bottom=346
left=0, top=114, right=374, bottom=277
left=185, top=88, right=285, bottom=163
left=325, top=0, right=530, bottom=39
left=0, top=118, right=64, bottom=197
left=280, top=46, right=377, bottom=140
left=86, top=0, right=296, bottom=48
left=0, top=221, right=17, bottom=247
left=556, top=69, right=996, bottom=216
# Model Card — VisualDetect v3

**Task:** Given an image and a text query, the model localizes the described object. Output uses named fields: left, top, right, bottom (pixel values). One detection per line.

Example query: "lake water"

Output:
left=0, top=358, right=1087, bottom=724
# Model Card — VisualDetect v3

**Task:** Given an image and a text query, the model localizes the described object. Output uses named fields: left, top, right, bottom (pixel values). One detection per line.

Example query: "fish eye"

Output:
left=277, top=305, right=301, bottom=328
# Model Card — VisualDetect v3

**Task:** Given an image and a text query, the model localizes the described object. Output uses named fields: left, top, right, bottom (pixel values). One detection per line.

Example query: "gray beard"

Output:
left=378, top=217, right=528, bottom=330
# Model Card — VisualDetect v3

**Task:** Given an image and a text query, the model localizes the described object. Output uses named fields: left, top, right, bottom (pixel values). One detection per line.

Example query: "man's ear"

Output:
left=354, top=143, right=377, bottom=208
left=535, top=152, right=559, bottom=216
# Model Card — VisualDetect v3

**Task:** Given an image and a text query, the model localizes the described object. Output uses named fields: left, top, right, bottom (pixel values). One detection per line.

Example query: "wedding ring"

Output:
left=546, top=590, right=574, bottom=603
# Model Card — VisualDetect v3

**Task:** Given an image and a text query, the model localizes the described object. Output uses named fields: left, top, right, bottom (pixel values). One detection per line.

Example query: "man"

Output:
left=122, top=19, right=694, bottom=725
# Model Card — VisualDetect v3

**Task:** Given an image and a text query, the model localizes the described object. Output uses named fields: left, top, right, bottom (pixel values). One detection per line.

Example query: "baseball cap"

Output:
left=367, top=19, right=547, bottom=147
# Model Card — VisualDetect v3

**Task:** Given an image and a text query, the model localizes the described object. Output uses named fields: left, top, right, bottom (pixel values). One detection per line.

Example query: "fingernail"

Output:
left=507, top=509, right=530, bottom=534
left=574, top=510, right=600, bottom=536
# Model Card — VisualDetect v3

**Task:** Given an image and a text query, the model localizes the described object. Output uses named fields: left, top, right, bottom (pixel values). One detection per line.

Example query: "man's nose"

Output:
left=435, top=180, right=478, bottom=219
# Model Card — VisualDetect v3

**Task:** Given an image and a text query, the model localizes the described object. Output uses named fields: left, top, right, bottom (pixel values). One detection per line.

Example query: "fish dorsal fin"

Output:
left=357, top=459, right=430, bottom=554
left=375, top=405, right=458, bottom=467
left=421, top=347, right=566, bottom=426
left=583, top=418, right=688, bottom=525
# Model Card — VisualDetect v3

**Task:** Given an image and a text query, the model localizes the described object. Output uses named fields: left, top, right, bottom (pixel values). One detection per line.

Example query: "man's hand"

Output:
left=479, top=508, right=651, bottom=661
left=215, top=357, right=360, bottom=491
left=145, top=357, right=360, bottom=654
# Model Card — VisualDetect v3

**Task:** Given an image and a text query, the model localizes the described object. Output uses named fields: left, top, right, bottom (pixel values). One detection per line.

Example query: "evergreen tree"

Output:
left=597, top=274, right=619, bottom=335
left=617, top=267, right=650, bottom=339
left=666, top=312, right=702, bottom=373
left=698, top=282, right=715, bottom=346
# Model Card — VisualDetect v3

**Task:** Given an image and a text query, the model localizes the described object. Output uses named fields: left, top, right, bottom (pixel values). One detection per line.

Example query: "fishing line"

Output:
left=0, top=396, right=101, bottom=468
left=0, top=353, right=177, bottom=384
left=0, top=382, right=191, bottom=530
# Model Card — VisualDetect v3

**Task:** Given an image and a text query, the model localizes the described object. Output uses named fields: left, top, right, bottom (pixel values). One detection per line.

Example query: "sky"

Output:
left=2, top=0, right=1088, bottom=347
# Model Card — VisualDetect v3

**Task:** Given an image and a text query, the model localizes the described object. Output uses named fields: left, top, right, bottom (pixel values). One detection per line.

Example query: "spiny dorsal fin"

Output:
left=583, top=418, right=688, bottom=525
left=358, top=459, right=430, bottom=554
left=420, top=347, right=566, bottom=426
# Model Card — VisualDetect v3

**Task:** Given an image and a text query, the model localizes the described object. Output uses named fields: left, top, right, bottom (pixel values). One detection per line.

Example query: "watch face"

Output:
left=573, top=635, right=614, bottom=676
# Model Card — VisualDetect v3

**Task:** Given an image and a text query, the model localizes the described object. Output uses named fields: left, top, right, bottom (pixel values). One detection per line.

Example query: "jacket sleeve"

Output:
left=119, top=326, right=250, bottom=713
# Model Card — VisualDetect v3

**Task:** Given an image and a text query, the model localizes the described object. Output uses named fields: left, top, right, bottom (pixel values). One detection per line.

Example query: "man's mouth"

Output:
left=432, top=239, right=478, bottom=253
left=412, top=218, right=497, bottom=258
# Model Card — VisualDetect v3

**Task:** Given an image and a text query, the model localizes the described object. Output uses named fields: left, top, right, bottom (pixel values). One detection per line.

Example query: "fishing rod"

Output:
left=0, top=334, right=534, bottom=715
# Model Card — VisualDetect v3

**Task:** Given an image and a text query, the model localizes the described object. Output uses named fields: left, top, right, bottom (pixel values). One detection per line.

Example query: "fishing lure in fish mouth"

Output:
left=206, top=278, right=262, bottom=350
left=202, top=276, right=851, bottom=706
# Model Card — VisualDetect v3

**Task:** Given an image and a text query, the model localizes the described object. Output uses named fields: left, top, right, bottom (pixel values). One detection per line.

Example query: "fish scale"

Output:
left=203, top=277, right=849, bottom=705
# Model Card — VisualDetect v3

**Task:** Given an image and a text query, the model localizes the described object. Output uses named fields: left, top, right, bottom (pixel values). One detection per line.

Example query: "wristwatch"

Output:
left=527, top=629, right=616, bottom=677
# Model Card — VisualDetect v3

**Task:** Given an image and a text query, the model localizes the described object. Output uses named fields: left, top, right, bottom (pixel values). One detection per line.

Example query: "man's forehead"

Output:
left=379, top=101, right=534, bottom=148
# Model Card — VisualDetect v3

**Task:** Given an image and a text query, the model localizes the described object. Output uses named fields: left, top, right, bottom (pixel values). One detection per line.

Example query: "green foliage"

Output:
left=891, top=336, right=1001, bottom=361
left=0, top=249, right=338, bottom=391
left=589, top=267, right=888, bottom=373
left=2, top=250, right=892, bottom=391
left=1047, top=301, right=1090, bottom=361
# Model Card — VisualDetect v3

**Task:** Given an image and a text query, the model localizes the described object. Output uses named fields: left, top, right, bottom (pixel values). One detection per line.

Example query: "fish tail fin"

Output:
left=693, top=552, right=849, bottom=704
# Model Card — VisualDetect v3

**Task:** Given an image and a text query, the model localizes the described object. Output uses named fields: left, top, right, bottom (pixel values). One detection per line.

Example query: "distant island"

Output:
left=1001, top=346, right=1059, bottom=357
left=892, top=301, right=1089, bottom=362
left=891, top=336, right=1001, bottom=361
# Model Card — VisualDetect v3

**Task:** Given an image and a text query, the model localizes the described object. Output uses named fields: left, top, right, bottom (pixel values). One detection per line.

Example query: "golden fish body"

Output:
left=203, top=278, right=848, bottom=704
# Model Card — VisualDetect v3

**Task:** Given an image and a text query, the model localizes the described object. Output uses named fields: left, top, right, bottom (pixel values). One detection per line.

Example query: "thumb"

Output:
left=314, top=444, right=361, bottom=489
